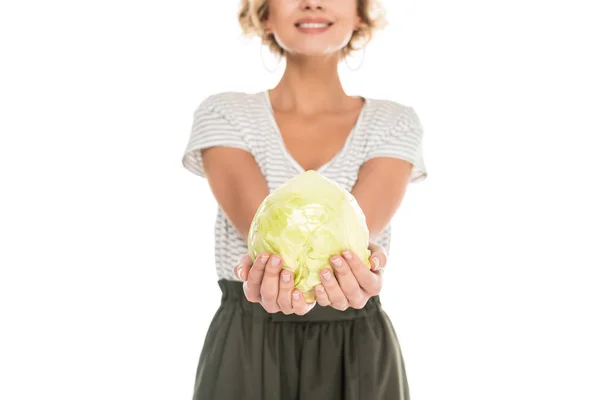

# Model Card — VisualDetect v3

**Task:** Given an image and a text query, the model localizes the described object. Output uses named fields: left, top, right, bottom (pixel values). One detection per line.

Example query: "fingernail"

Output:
left=281, top=272, right=290, bottom=282
left=261, top=254, right=269, bottom=263
left=293, top=292, right=300, bottom=301
left=316, top=285, right=324, bottom=293
left=322, top=270, right=332, bottom=281
left=342, top=250, right=353, bottom=260
left=331, top=256, right=342, bottom=268
left=271, top=256, right=280, bottom=267
left=372, top=256, right=380, bottom=271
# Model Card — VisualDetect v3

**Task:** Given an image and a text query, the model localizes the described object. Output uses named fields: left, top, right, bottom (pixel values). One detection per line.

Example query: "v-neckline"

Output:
left=262, top=90, right=368, bottom=174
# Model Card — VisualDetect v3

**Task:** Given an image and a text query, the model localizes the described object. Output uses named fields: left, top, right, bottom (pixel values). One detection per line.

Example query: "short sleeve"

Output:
left=365, top=106, right=428, bottom=183
left=181, top=95, right=252, bottom=178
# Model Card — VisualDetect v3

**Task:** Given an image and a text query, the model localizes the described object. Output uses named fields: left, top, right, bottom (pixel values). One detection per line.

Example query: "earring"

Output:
left=344, top=47, right=366, bottom=72
left=260, top=43, right=282, bottom=73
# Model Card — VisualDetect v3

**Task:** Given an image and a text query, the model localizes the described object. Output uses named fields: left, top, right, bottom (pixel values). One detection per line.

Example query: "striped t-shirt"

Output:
left=181, top=90, right=428, bottom=281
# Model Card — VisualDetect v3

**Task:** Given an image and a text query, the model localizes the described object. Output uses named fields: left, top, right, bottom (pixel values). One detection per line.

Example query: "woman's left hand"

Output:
left=315, top=242, right=387, bottom=311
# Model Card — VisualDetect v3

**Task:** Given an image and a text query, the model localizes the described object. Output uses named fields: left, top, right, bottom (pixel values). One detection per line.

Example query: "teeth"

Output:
left=298, top=23, right=329, bottom=29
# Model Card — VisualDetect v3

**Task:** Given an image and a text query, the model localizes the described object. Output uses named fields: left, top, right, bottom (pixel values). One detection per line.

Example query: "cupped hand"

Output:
left=234, top=252, right=316, bottom=315
left=314, top=242, right=387, bottom=311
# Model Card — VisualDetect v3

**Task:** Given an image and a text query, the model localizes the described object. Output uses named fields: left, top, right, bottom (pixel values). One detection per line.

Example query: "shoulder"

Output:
left=363, top=97, right=423, bottom=138
left=366, top=97, right=418, bottom=123
left=189, top=91, right=268, bottom=149
left=194, top=91, right=261, bottom=116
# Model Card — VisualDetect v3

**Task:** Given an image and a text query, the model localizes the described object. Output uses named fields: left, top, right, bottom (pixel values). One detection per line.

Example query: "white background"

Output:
left=1, top=0, right=599, bottom=399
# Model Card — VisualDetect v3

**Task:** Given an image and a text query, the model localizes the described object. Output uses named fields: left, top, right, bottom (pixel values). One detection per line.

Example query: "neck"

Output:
left=269, top=53, right=349, bottom=115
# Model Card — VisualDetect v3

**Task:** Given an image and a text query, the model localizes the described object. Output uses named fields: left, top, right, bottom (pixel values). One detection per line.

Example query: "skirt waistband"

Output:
left=217, top=279, right=382, bottom=323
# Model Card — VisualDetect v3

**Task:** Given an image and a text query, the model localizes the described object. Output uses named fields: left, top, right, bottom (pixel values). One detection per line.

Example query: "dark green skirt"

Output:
left=192, top=280, right=410, bottom=400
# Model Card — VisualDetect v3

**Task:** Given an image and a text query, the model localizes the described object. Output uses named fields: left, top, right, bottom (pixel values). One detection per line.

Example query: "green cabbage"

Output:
left=247, top=170, right=371, bottom=302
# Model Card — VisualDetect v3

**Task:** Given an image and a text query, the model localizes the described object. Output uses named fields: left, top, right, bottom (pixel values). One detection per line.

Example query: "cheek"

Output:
left=333, top=10, right=359, bottom=30
left=333, top=0, right=360, bottom=20
left=269, top=8, right=295, bottom=33
left=331, top=17, right=357, bottom=41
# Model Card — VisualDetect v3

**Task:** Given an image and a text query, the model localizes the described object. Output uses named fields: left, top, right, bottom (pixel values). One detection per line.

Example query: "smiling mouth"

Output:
left=294, top=22, right=334, bottom=29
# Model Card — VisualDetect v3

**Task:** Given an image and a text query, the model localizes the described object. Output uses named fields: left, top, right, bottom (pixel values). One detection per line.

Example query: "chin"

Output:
left=285, top=42, right=348, bottom=58
left=274, top=33, right=349, bottom=58
left=291, top=48, right=338, bottom=57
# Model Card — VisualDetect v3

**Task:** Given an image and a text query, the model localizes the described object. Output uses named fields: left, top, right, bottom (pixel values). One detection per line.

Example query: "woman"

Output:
left=181, top=0, right=428, bottom=399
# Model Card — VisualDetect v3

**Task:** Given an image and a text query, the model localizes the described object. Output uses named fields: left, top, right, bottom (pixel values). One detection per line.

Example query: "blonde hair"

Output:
left=238, top=0, right=387, bottom=58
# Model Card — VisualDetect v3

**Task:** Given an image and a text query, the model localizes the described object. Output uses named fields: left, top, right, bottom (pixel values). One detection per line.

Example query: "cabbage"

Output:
left=247, top=170, right=371, bottom=302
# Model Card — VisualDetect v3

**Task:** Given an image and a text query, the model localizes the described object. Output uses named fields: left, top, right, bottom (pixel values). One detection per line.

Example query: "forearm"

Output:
left=351, top=157, right=413, bottom=240
left=202, top=147, right=270, bottom=241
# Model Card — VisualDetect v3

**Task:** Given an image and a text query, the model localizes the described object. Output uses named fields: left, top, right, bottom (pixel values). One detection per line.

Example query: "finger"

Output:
left=331, top=254, right=366, bottom=308
left=368, top=244, right=388, bottom=272
left=259, top=255, right=282, bottom=312
left=244, top=252, right=270, bottom=303
left=368, top=241, right=386, bottom=256
left=291, top=290, right=315, bottom=316
left=234, top=253, right=253, bottom=281
left=342, top=250, right=382, bottom=297
left=314, top=284, right=331, bottom=307
left=320, top=267, right=349, bottom=311
left=277, top=270, right=294, bottom=314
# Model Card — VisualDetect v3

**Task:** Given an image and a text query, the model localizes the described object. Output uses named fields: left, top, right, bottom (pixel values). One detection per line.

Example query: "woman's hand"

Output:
left=234, top=252, right=316, bottom=316
left=314, top=242, right=387, bottom=311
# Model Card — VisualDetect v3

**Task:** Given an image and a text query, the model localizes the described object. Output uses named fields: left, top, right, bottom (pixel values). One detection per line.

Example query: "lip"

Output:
left=294, top=17, right=334, bottom=26
left=294, top=17, right=334, bottom=34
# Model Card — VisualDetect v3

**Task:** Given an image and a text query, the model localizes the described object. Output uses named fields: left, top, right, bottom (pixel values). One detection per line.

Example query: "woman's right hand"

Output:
left=234, top=253, right=316, bottom=316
